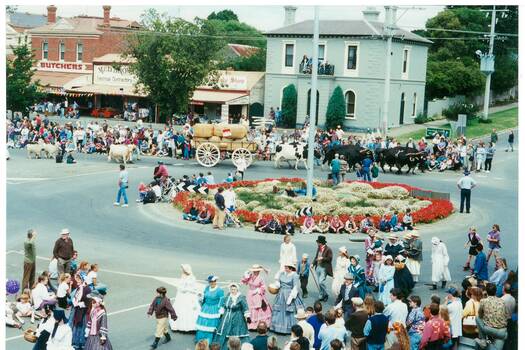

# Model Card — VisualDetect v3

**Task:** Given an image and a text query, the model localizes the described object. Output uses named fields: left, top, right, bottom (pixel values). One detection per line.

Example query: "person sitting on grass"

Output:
left=343, top=217, right=358, bottom=234
left=379, top=215, right=392, bottom=232
left=315, top=215, right=329, bottom=233
left=301, top=215, right=317, bottom=234
left=183, top=202, right=199, bottom=221
left=389, top=211, right=403, bottom=232
left=254, top=213, right=269, bottom=232
left=401, top=209, right=414, bottom=231
left=285, top=183, right=297, bottom=197
left=196, top=206, right=212, bottom=224
left=295, top=182, right=317, bottom=198
left=360, top=214, right=374, bottom=233
left=328, top=216, right=344, bottom=234
left=282, top=216, right=295, bottom=235
left=264, top=215, right=282, bottom=234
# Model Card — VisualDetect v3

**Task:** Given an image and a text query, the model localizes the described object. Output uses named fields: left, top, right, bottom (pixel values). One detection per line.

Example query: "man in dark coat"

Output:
left=312, top=235, right=333, bottom=302
left=393, top=255, right=415, bottom=300
left=346, top=297, right=369, bottom=350
left=334, top=273, right=359, bottom=321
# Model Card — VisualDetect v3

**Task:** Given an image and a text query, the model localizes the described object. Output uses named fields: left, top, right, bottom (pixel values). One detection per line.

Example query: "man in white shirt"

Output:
left=446, top=287, right=463, bottom=348
left=384, top=288, right=408, bottom=326
left=500, top=284, right=516, bottom=320
left=457, top=170, right=477, bottom=213
left=223, top=185, right=237, bottom=212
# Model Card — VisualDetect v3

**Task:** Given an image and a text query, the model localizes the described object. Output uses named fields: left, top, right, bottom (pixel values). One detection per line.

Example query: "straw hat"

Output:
left=410, top=231, right=420, bottom=238
left=249, top=264, right=265, bottom=272
left=60, top=228, right=70, bottom=236
left=431, top=237, right=440, bottom=245
left=388, top=233, right=398, bottom=240
left=181, top=264, right=192, bottom=275
left=295, top=309, right=308, bottom=320
left=338, top=246, right=348, bottom=253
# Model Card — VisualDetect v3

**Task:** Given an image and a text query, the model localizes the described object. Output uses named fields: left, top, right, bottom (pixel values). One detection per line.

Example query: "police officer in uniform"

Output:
left=457, top=170, right=477, bottom=213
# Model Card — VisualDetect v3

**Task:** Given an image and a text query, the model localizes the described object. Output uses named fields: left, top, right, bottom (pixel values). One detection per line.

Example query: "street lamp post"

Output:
left=306, top=6, right=319, bottom=198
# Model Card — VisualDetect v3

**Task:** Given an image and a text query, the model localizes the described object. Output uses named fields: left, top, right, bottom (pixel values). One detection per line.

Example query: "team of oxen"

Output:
left=27, top=140, right=137, bottom=165
left=274, top=141, right=428, bottom=174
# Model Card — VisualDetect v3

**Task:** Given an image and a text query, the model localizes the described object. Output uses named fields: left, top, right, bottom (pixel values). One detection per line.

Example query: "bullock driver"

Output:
left=330, top=154, right=341, bottom=186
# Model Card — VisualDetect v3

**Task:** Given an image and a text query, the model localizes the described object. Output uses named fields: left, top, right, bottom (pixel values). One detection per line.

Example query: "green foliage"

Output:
left=426, top=58, right=485, bottom=99
left=442, top=102, right=479, bottom=121
left=325, top=86, right=346, bottom=130
left=218, top=47, right=266, bottom=72
left=478, top=118, right=492, bottom=124
left=414, top=112, right=429, bottom=124
left=207, top=9, right=239, bottom=22
left=126, top=9, right=224, bottom=119
left=281, top=84, right=298, bottom=128
left=237, top=192, right=285, bottom=210
left=6, top=36, right=44, bottom=114
left=205, top=19, right=265, bottom=48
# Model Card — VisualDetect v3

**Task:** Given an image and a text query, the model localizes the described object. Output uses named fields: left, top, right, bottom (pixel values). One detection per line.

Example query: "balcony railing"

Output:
left=299, top=61, right=335, bottom=76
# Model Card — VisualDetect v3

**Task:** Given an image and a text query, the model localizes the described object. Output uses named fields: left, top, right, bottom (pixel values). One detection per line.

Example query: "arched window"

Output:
left=307, top=89, right=319, bottom=125
left=345, top=90, right=356, bottom=119
left=412, top=93, right=417, bottom=117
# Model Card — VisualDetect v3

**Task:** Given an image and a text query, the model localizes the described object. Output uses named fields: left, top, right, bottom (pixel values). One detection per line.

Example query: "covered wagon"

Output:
left=192, top=123, right=257, bottom=168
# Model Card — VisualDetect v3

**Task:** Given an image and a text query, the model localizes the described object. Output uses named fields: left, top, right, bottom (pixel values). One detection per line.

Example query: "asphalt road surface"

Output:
left=5, top=138, right=518, bottom=349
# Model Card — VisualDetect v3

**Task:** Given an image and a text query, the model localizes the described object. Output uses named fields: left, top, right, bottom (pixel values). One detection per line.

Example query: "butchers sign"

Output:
left=38, top=61, right=91, bottom=73
left=94, top=64, right=138, bottom=87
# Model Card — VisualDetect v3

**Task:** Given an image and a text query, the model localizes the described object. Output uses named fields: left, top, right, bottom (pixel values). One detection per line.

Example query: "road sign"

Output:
left=425, top=127, right=451, bottom=139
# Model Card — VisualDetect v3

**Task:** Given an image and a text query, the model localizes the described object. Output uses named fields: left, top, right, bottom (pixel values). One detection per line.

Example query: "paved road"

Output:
left=5, top=139, right=517, bottom=349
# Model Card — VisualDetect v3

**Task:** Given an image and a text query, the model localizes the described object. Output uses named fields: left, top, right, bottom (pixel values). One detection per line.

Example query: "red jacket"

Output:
left=419, top=316, right=451, bottom=349
left=154, top=165, right=169, bottom=178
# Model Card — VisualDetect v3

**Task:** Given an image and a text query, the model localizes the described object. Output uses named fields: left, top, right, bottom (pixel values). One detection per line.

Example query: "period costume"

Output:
left=170, top=265, right=202, bottom=332
left=364, top=233, right=383, bottom=284
left=331, top=247, right=351, bottom=297
left=405, top=233, right=423, bottom=282
left=195, top=277, right=225, bottom=344
left=47, top=310, right=74, bottom=350
left=312, top=236, right=333, bottom=301
left=431, top=237, right=451, bottom=289
left=214, top=287, right=250, bottom=350
left=68, top=283, right=92, bottom=350
left=348, top=255, right=370, bottom=299
left=84, top=294, right=112, bottom=350
left=334, top=274, right=359, bottom=321
left=393, top=255, right=415, bottom=298
left=270, top=268, right=305, bottom=334
left=240, top=266, right=272, bottom=330
left=383, top=234, right=405, bottom=258
left=279, top=241, right=297, bottom=271
left=377, top=256, right=395, bottom=305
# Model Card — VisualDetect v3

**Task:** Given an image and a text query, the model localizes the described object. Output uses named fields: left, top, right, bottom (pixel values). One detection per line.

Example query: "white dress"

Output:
left=279, top=242, right=297, bottom=271
left=46, top=323, right=74, bottom=350
left=331, top=256, right=351, bottom=297
left=169, top=274, right=204, bottom=332
left=431, top=242, right=451, bottom=283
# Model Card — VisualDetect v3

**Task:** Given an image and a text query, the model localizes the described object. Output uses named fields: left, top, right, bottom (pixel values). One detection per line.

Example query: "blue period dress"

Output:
left=195, top=286, right=225, bottom=344
left=348, top=256, right=371, bottom=299
left=213, top=293, right=250, bottom=350
left=270, top=272, right=305, bottom=334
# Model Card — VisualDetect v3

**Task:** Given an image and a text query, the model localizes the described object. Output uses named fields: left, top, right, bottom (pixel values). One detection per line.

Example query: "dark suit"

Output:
left=312, top=244, right=333, bottom=300
left=334, top=283, right=359, bottom=321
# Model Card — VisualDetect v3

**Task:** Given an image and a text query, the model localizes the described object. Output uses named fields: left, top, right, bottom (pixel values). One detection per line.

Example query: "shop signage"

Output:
left=38, top=60, right=91, bottom=73
left=218, top=74, right=247, bottom=90
left=221, top=104, right=229, bottom=123
left=94, top=64, right=138, bottom=87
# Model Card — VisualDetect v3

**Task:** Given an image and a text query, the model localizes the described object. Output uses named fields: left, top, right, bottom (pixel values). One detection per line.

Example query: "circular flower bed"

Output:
left=173, top=178, right=454, bottom=226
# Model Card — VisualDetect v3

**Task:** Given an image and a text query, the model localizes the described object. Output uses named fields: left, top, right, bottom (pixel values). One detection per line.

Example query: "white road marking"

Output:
left=7, top=177, right=50, bottom=181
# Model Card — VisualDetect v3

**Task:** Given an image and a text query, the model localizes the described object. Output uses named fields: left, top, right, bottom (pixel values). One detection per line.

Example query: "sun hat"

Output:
left=431, top=237, right=440, bottom=245
left=207, top=275, right=218, bottom=282
left=395, top=255, right=406, bottom=262
left=351, top=297, right=364, bottom=306
left=284, top=263, right=297, bottom=271
left=410, top=231, right=420, bottom=238
left=344, top=273, right=354, bottom=280
left=295, top=309, right=308, bottom=320
left=87, top=290, right=104, bottom=303
left=338, top=246, right=347, bottom=253
left=229, top=282, right=240, bottom=289
left=249, top=264, right=265, bottom=272
left=181, top=264, right=192, bottom=275
left=384, top=255, right=394, bottom=263
left=403, top=232, right=412, bottom=240
left=60, top=228, right=70, bottom=236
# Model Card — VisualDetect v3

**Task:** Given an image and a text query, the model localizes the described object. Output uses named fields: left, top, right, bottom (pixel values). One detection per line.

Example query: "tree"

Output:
left=325, top=86, right=346, bottom=130
left=281, top=84, right=297, bottom=128
left=6, top=36, right=43, bottom=114
left=207, top=9, right=239, bottom=22
left=217, top=48, right=266, bottom=72
left=125, top=9, right=225, bottom=120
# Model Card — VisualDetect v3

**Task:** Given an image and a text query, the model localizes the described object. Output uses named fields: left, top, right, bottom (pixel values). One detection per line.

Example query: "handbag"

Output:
left=24, top=328, right=37, bottom=343
left=462, top=301, right=478, bottom=334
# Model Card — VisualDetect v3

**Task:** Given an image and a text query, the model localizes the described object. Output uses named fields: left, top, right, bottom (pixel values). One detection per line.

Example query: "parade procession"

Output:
left=4, top=3, right=519, bottom=350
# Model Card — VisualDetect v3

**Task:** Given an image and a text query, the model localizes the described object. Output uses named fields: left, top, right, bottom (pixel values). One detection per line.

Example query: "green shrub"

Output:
left=478, top=118, right=493, bottom=124
left=442, top=103, right=479, bottom=121
left=414, top=112, right=428, bottom=124
left=325, top=86, right=346, bottom=130
left=281, top=84, right=298, bottom=128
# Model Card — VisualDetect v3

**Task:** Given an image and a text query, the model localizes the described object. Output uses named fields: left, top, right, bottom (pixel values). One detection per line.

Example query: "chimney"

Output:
left=103, top=5, right=111, bottom=27
left=47, top=5, right=57, bottom=24
left=284, top=6, right=297, bottom=26
left=362, top=6, right=380, bottom=22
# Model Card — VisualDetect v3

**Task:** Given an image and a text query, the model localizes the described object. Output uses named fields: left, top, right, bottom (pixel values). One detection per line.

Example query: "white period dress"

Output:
left=169, top=274, right=204, bottom=332
left=279, top=242, right=297, bottom=271
left=331, top=256, right=351, bottom=297
left=431, top=242, right=451, bottom=283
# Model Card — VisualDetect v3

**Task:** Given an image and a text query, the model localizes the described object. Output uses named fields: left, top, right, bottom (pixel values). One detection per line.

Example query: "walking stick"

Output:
left=309, top=264, right=321, bottom=293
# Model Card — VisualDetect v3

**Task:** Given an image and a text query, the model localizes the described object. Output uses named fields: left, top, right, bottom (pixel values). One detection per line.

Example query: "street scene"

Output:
left=5, top=4, right=519, bottom=350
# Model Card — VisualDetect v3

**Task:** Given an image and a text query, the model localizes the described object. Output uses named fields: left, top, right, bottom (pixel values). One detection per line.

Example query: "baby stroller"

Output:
left=224, top=209, right=242, bottom=228
left=159, top=176, right=176, bottom=202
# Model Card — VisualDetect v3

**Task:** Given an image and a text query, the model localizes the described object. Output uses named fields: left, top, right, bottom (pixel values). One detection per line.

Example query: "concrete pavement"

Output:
left=5, top=136, right=518, bottom=349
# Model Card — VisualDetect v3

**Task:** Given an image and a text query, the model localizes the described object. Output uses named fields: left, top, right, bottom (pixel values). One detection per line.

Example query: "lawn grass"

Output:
left=397, top=107, right=518, bottom=142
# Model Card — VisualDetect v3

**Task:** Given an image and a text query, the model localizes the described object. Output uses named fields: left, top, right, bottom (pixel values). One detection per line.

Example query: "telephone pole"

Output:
left=381, top=6, right=394, bottom=136
left=306, top=6, right=319, bottom=198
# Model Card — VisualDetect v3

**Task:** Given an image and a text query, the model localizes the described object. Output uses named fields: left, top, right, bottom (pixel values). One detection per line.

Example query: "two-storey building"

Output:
left=263, top=7, right=431, bottom=130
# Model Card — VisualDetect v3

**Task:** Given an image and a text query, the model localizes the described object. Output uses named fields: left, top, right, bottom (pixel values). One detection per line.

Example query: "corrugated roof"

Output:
left=227, top=44, right=260, bottom=58
left=32, top=71, right=91, bottom=88
left=29, top=16, right=140, bottom=35
left=266, top=20, right=432, bottom=44
left=8, top=12, right=48, bottom=29
left=191, top=90, right=248, bottom=103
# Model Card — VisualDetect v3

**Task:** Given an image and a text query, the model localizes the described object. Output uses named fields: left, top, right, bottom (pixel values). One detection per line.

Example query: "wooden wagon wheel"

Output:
left=232, top=148, right=253, bottom=167
left=196, top=142, right=220, bottom=167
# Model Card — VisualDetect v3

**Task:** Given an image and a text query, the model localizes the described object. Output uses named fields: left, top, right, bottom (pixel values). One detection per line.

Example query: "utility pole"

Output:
left=306, top=6, right=319, bottom=198
left=381, top=6, right=394, bottom=136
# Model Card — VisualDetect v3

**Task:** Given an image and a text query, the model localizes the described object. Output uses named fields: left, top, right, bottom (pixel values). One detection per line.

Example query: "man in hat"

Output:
left=53, top=229, right=74, bottom=275
left=297, top=253, right=310, bottom=298
left=384, top=233, right=405, bottom=258
left=346, top=297, right=368, bottom=350
left=295, top=309, right=315, bottom=346
left=429, top=237, right=451, bottom=290
left=457, top=169, right=477, bottom=213
left=334, top=273, right=359, bottom=321
left=312, top=236, right=333, bottom=302
left=405, top=231, right=423, bottom=282
left=147, top=286, right=177, bottom=349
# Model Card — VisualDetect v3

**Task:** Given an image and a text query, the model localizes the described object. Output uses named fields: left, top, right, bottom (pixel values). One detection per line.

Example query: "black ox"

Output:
left=376, top=147, right=427, bottom=174
left=322, top=144, right=374, bottom=169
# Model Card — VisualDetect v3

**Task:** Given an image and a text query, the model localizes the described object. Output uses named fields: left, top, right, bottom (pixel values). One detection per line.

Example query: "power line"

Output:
left=402, top=25, right=518, bottom=37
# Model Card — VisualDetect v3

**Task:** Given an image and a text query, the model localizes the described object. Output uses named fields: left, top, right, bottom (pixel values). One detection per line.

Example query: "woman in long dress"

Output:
left=213, top=283, right=250, bottom=350
left=377, top=255, right=395, bottom=305
left=84, top=292, right=113, bottom=350
left=365, top=230, right=383, bottom=284
left=331, top=246, right=351, bottom=297
left=348, top=255, right=370, bottom=299
left=270, top=263, right=305, bottom=334
left=68, top=274, right=92, bottom=350
left=240, top=264, right=272, bottom=330
left=279, top=235, right=297, bottom=272
left=195, top=275, right=224, bottom=345
left=47, top=310, right=74, bottom=350
left=170, top=264, right=202, bottom=332
left=430, top=237, right=451, bottom=289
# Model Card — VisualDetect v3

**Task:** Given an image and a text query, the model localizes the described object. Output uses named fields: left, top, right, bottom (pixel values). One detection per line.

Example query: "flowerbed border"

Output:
left=173, top=178, right=454, bottom=226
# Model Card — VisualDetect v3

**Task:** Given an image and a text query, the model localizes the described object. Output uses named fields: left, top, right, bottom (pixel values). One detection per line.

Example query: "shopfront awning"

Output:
left=66, top=84, right=147, bottom=97
left=32, top=71, right=92, bottom=94
left=191, top=90, right=248, bottom=104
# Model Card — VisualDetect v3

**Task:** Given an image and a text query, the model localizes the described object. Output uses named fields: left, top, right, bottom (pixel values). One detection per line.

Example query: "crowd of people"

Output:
left=7, top=228, right=111, bottom=350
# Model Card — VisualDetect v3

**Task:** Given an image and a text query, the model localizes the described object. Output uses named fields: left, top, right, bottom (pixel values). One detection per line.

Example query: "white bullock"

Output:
left=108, top=144, right=135, bottom=165
left=274, top=142, right=308, bottom=170
left=43, top=143, right=60, bottom=159
left=27, top=140, right=45, bottom=159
